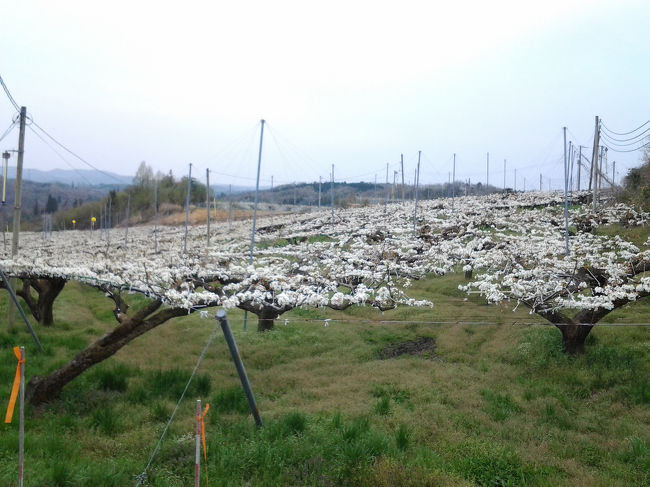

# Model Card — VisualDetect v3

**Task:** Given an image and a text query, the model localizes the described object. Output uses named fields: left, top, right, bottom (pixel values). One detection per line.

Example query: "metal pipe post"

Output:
left=216, top=310, right=263, bottom=426
left=413, top=150, right=421, bottom=233
left=452, top=153, right=456, bottom=209
left=195, top=399, right=201, bottom=487
left=563, top=127, right=569, bottom=256
left=185, top=163, right=192, bottom=253
left=330, top=164, right=334, bottom=222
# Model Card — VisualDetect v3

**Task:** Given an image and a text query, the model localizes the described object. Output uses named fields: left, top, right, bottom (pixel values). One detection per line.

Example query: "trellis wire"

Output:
left=134, top=316, right=221, bottom=486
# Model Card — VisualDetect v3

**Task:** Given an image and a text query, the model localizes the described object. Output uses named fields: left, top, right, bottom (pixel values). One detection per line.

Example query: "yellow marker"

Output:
left=91, top=217, right=96, bottom=222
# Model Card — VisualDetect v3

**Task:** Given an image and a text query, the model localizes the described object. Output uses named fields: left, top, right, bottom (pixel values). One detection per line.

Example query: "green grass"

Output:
left=0, top=277, right=648, bottom=486
left=595, top=223, right=650, bottom=248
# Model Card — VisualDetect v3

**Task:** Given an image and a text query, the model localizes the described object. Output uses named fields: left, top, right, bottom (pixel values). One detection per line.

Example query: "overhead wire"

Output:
left=601, top=139, right=650, bottom=153
left=31, top=121, right=127, bottom=184
left=600, top=131, right=650, bottom=147
left=0, top=74, right=20, bottom=112
left=599, top=125, right=650, bottom=143
left=0, top=120, right=17, bottom=143
left=27, top=125, right=95, bottom=185
left=601, top=118, right=650, bottom=136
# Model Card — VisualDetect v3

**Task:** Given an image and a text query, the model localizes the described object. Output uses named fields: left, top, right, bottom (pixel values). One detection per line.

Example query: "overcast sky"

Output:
left=1, top=0, right=649, bottom=190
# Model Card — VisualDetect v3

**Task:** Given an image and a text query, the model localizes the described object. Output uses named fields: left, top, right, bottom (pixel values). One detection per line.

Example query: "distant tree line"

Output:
left=620, top=146, right=650, bottom=210
left=53, top=161, right=207, bottom=230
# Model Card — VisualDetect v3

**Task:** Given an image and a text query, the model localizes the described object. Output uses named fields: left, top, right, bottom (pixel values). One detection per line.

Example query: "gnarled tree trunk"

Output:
left=555, top=323, right=594, bottom=355
left=7, top=277, right=66, bottom=327
left=256, top=308, right=279, bottom=332
left=26, top=297, right=188, bottom=405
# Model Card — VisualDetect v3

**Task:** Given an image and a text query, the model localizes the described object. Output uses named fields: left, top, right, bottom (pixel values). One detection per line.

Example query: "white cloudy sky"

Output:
left=1, top=0, right=649, bottom=190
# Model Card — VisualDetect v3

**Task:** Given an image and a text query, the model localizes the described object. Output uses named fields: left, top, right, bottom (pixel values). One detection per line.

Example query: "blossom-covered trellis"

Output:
left=2, top=191, right=648, bottom=402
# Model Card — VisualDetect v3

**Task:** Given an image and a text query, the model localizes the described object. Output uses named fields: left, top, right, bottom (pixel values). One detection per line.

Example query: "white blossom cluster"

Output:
left=1, top=191, right=647, bottom=316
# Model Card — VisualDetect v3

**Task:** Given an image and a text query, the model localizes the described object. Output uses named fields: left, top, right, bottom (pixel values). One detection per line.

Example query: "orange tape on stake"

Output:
left=197, top=403, right=209, bottom=461
left=5, top=347, right=23, bottom=424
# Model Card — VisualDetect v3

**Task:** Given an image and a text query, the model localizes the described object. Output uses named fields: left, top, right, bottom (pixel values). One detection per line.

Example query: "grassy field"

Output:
left=0, top=273, right=649, bottom=486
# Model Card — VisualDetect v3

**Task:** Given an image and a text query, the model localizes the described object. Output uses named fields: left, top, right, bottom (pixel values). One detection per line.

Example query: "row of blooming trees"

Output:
left=1, top=191, right=648, bottom=403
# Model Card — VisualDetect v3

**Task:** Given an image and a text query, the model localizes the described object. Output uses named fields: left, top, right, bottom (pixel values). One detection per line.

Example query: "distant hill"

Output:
left=7, top=166, right=132, bottom=186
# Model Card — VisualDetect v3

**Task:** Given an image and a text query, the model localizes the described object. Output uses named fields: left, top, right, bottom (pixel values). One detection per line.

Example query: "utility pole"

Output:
left=413, top=150, right=421, bottom=233
left=539, top=173, right=542, bottom=192
left=591, top=116, right=600, bottom=211
left=612, top=161, right=616, bottom=187
left=206, top=168, right=210, bottom=245
left=562, top=127, right=569, bottom=256
left=2, top=150, right=8, bottom=204
left=400, top=153, right=405, bottom=201
left=330, top=164, right=334, bottom=223
left=392, top=170, right=397, bottom=201
left=184, top=163, right=192, bottom=253
left=8, top=106, right=26, bottom=330
left=452, top=153, right=456, bottom=209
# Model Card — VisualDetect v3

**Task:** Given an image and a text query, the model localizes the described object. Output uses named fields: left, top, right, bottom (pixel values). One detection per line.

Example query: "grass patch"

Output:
left=0, top=273, right=648, bottom=485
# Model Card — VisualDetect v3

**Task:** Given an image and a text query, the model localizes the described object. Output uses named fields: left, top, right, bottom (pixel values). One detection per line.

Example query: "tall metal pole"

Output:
left=539, top=173, right=542, bottom=192
left=400, top=153, right=405, bottom=201
left=244, top=119, right=265, bottom=332
left=228, top=184, right=232, bottom=230
left=153, top=178, right=158, bottom=252
left=568, top=141, right=573, bottom=192
left=591, top=116, right=600, bottom=211
left=330, top=164, right=334, bottom=223
left=413, top=150, right=421, bottom=233
left=577, top=145, right=582, bottom=191
left=206, top=169, right=210, bottom=245
left=384, top=162, right=389, bottom=212
left=184, top=163, right=192, bottom=253
left=9, top=107, right=26, bottom=330
left=563, top=127, right=569, bottom=257
left=486, top=152, right=489, bottom=191
left=124, top=194, right=130, bottom=247
left=452, top=153, right=456, bottom=209
left=249, top=119, right=265, bottom=262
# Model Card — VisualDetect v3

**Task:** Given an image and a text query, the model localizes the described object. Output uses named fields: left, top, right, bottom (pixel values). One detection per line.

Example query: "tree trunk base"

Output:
left=558, top=323, right=594, bottom=355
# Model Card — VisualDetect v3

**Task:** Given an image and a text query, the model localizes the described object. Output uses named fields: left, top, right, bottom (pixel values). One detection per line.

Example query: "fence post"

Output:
left=216, top=310, right=263, bottom=426
left=18, top=346, right=24, bottom=487
left=194, top=399, right=201, bottom=487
